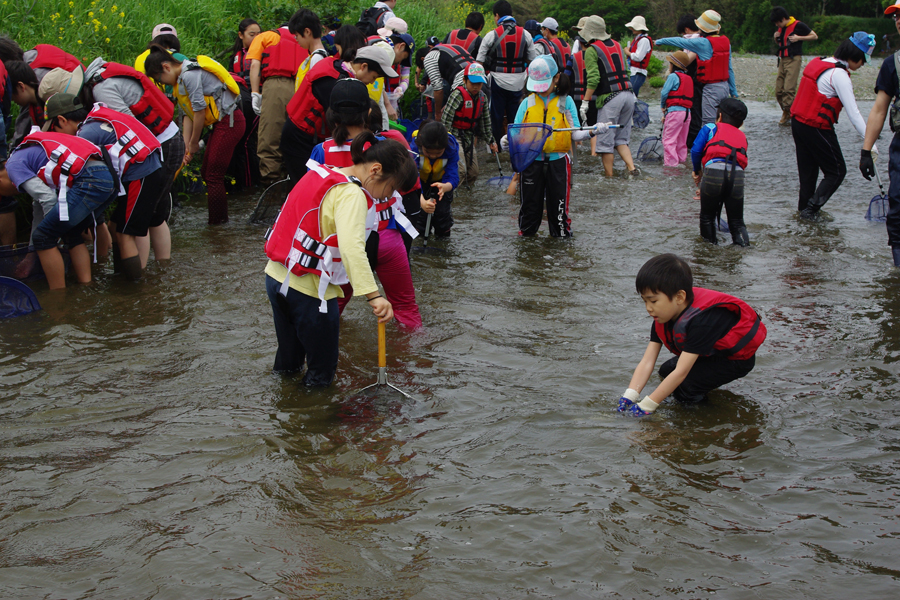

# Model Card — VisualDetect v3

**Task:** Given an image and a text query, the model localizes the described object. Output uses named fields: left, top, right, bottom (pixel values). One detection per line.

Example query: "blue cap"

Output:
left=849, top=31, right=876, bottom=62
left=391, top=32, right=415, bottom=67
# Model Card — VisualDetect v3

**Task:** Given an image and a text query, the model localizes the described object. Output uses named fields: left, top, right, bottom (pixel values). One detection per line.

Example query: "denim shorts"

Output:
left=32, top=163, right=116, bottom=251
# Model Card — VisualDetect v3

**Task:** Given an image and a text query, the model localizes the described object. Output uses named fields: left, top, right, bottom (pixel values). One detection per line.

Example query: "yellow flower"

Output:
left=68, top=1, right=73, bottom=5
left=77, top=40, right=82, bottom=44
left=105, top=38, right=110, bottom=43
left=112, top=4, right=117, bottom=9
left=88, top=11, right=93, bottom=16
left=119, top=12, right=125, bottom=18
left=100, top=8, right=104, bottom=12
left=118, top=23, right=122, bottom=28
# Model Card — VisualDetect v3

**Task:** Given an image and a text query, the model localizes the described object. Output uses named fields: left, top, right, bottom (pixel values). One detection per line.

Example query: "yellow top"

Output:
left=265, top=182, right=377, bottom=299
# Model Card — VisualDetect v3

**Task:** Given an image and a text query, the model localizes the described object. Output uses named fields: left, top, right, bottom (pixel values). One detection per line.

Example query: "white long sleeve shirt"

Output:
left=816, top=57, right=867, bottom=138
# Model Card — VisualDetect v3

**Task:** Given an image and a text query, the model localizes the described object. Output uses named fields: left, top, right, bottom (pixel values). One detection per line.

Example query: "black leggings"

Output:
left=791, top=118, right=846, bottom=211
left=659, top=354, right=756, bottom=403
left=700, top=164, right=745, bottom=233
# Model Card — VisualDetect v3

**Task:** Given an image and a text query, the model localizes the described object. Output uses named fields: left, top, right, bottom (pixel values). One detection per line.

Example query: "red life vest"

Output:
left=551, top=38, right=571, bottom=65
left=447, top=29, right=478, bottom=54
left=20, top=131, right=105, bottom=221
left=450, top=85, right=483, bottom=131
left=317, top=139, right=418, bottom=236
left=570, top=51, right=586, bottom=103
left=286, top=58, right=351, bottom=136
left=790, top=58, right=844, bottom=130
left=702, top=123, right=748, bottom=169
left=436, top=44, right=476, bottom=79
left=591, top=40, right=632, bottom=93
left=696, top=36, right=730, bottom=84
left=536, top=38, right=565, bottom=70
left=628, top=34, right=653, bottom=70
left=664, top=72, right=693, bottom=110
left=231, top=47, right=251, bottom=81
left=0, top=60, right=7, bottom=101
left=82, top=105, right=161, bottom=187
left=264, top=160, right=372, bottom=310
left=261, top=28, right=307, bottom=81
left=777, top=21, right=800, bottom=58
left=28, top=104, right=45, bottom=128
left=491, top=22, right=527, bottom=74
left=29, top=44, right=83, bottom=72
left=654, top=288, right=766, bottom=361
left=89, top=62, right=175, bottom=136
left=385, top=73, right=401, bottom=93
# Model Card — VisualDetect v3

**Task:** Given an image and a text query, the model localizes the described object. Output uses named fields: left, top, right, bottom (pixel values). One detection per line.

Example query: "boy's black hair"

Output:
left=351, top=131, right=419, bottom=192
left=492, top=1, right=512, bottom=18
left=770, top=6, right=789, bottom=24
left=51, top=106, right=91, bottom=130
left=334, top=25, right=366, bottom=61
left=635, top=254, right=694, bottom=304
left=148, top=34, right=181, bottom=53
left=5, top=60, right=38, bottom=90
left=352, top=57, right=386, bottom=78
left=415, top=47, right=430, bottom=69
left=718, top=110, right=743, bottom=128
left=230, top=18, right=259, bottom=56
left=466, top=12, right=486, bottom=31
left=0, top=36, right=24, bottom=63
left=675, top=14, right=698, bottom=35
left=288, top=8, right=322, bottom=39
left=834, top=39, right=866, bottom=64
left=416, top=120, right=448, bottom=150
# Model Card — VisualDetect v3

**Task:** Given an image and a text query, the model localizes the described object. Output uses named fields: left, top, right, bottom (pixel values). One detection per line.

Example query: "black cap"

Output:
left=718, top=98, right=748, bottom=122
left=41, top=93, right=84, bottom=131
left=329, top=79, right=370, bottom=113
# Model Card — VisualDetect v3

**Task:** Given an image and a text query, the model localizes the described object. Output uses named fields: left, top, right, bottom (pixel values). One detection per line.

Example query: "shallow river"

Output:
left=2, top=100, right=899, bottom=598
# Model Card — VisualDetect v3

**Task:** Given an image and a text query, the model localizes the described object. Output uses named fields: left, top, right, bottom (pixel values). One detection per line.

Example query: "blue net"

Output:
left=633, top=101, right=650, bottom=129
left=507, top=123, right=552, bottom=173
left=866, top=193, right=888, bottom=222
left=636, top=135, right=662, bottom=162
left=0, top=276, right=41, bottom=318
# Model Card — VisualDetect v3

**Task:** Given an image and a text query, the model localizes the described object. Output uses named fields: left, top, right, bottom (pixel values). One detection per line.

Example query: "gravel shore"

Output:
left=645, top=53, right=883, bottom=102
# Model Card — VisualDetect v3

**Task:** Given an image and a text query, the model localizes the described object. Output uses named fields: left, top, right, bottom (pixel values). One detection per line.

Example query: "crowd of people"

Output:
left=3, top=1, right=900, bottom=415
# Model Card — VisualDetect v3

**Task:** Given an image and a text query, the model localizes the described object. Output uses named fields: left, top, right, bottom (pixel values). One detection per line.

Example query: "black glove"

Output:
left=860, top=149, right=875, bottom=181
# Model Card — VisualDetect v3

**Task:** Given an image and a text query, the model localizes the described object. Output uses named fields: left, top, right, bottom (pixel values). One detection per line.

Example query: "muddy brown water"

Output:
left=2, top=100, right=899, bottom=598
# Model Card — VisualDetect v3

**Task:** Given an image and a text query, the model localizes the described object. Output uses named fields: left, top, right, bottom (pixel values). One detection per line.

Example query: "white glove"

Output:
left=593, top=121, right=610, bottom=134
left=500, top=134, right=509, bottom=152
left=251, top=92, right=262, bottom=115
left=579, top=101, right=588, bottom=125
left=872, top=143, right=879, bottom=156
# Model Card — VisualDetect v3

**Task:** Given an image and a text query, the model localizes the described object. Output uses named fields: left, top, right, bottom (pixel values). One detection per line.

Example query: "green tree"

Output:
left=540, top=0, right=650, bottom=38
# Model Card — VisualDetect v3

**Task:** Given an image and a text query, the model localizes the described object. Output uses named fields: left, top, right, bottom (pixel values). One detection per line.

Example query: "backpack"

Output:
left=356, top=6, right=389, bottom=37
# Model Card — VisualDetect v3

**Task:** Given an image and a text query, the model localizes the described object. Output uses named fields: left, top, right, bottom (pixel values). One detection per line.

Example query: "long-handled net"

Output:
left=507, top=123, right=554, bottom=173
left=249, top=178, right=292, bottom=226
left=633, top=100, right=650, bottom=129
left=0, top=276, right=41, bottom=318
left=636, top=132, right=662, bottom=162
left=485, top=144, right=513, bottom=188
left=866, top=164, right=888, bottom=222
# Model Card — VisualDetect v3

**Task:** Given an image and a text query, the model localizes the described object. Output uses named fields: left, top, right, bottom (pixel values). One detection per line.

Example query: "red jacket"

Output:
left=82, top=105, right=161, bottom=180
left=450, top=85, right=483, bottom=131
left=261, top=28, right=307, bottom=81
left=591, top=40, right=631, bottom=92
left=664, top=72, right=693, bottom=110
left=88, top=62, right=175, bottom=136
left=696, top=36, right=730, bottom=84
left=654, top=288, right=766, bottom=360
left=490, top=23, right=527, bottom=73
left=702, top=123, right=748, bottom=169
left=628, top=34, right=653, bottom=70
left=287, top=58, right=351, bottom=136
left=790, top=58, right=844, bottom=130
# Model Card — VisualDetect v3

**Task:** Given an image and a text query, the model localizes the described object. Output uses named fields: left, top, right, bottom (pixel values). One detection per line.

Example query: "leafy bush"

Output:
left=648, top=75, right=665, bottom=88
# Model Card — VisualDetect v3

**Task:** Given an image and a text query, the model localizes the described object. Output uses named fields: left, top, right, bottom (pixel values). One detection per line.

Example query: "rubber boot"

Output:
left=800, top=194, right=827, bottom=220
left=120, top=255, right=142, bottom=282
left=893, top=246, right=900, bottom=267
left=729, top=221, right=750, bottom=247
left=111, top=242, right=122, bottom=274
left=700, top=215, right=718, bottom=244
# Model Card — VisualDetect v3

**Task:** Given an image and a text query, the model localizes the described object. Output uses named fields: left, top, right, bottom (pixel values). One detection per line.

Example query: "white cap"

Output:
left=540, top=17, right=559, bottom=32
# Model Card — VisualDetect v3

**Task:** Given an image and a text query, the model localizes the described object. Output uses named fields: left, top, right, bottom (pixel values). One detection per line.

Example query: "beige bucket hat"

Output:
left=625, top=16, right=649, bottom=32
left=580, top=15, right=610, bottom=42
left=695, top=10, right=722, bottom=34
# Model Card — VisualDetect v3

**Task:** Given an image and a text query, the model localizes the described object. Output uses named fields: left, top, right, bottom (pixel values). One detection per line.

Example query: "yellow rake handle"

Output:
left=378, top=321, right=386, bottom=368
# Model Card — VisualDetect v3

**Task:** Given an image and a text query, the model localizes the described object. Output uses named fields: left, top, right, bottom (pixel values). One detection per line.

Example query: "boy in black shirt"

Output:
left=618, top=254, right=767, bottom=416
left=771, top=6, right=817, bottom=125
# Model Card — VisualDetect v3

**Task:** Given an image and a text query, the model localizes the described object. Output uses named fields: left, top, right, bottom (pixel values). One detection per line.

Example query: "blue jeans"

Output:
left=32, top=163, right=116, bottom=251
left=630, top=73, right=646, bottom=98
left=490, top=79, right=523, bottom=152
left=265, top=274, right=340, bottom=386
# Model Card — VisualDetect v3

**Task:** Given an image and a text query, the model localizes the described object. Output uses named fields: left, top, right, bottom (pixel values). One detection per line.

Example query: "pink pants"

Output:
left=663, top=110, right=691, bottom=167
left=338, top=228, right=422, bottom=329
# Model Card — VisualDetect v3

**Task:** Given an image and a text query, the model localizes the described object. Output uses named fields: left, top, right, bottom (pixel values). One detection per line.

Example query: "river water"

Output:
left=2, top=100, right=899, bottom=598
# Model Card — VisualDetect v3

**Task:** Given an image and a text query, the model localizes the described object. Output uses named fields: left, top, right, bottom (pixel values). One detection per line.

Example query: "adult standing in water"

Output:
left=861, top=2, right=900, bottom=266
left=792, top=32, right=873, bottom=221
left=771, top=6, right=817, bottom=127
left=656, top=10, right=737, bottom=125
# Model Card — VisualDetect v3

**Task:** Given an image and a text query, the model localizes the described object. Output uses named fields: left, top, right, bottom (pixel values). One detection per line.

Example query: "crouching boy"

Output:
left=618, top=253, right=767, bottom=416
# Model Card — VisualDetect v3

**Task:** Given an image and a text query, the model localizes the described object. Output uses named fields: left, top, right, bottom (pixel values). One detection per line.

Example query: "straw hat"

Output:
left=580, top=15, right=610, bottom=42
left=625, top=16, right=649, bottom=32
left=695, top=10, right=721, bottom=34
left=38, top=66, right=85, bottom=100
left=666, top=51, right=692, bottom=70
